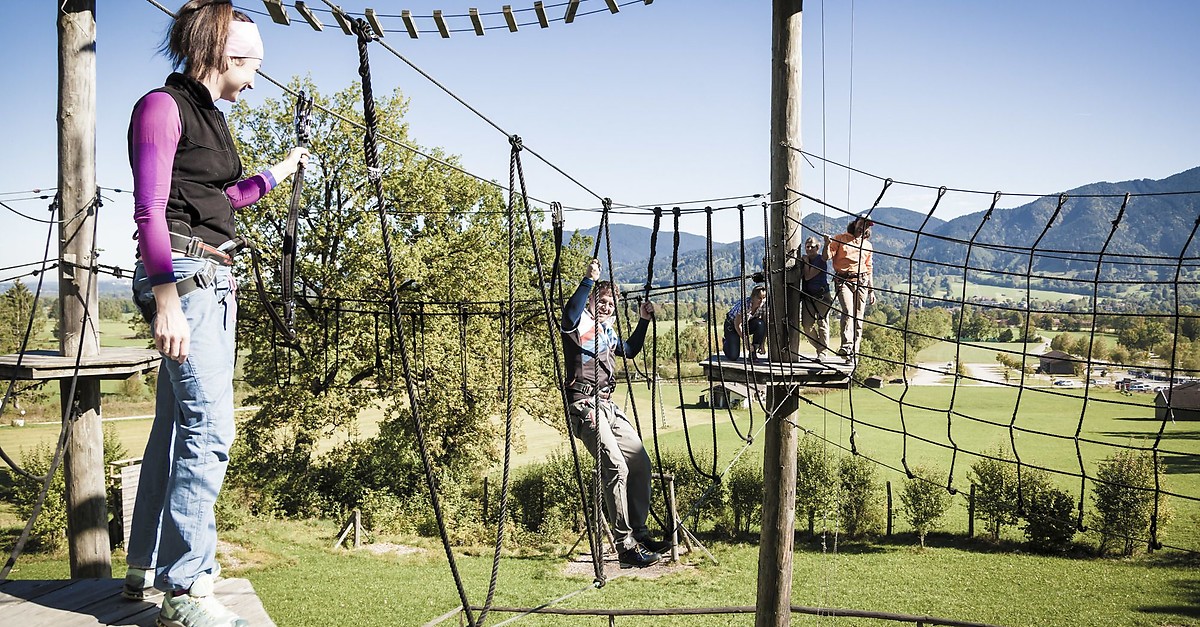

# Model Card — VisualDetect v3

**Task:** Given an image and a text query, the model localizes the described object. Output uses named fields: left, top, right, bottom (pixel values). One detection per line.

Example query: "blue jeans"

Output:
left=723, top=316, right=767, bottom=360
left=128, top=258, right=237, bottom=592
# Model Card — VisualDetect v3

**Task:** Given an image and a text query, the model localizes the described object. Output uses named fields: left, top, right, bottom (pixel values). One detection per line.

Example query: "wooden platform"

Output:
left=0, top=348, right=161, bottom=381
left=0, top=578, right=275, bottom=626
left=699, top=353, right=852, bottom=389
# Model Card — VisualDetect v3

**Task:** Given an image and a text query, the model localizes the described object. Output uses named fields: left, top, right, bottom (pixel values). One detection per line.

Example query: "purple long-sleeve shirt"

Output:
left=131, top=91, right=277, bottom=284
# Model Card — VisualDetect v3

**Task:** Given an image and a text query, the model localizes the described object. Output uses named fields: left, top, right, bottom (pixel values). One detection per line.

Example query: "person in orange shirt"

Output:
left=824, top=216, right=875, bottom=365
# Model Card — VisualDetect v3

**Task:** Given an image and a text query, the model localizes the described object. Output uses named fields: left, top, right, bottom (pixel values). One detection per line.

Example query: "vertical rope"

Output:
left=1146, top=204, right=1197, bottom=551
left=509, top=169, right=603, bottom=586
left=352, top=19, right=475, bottom=625
left=895, top=186, right=946, bottom=479
left=477, top=137, right=524, bottom=626
left=943, top=191, right=1001, bottom=493
left=1010, top=194, right=1068, bottom=515
left=2, top=193, right=98, bottom=580
left=1070, top=194, right=1122, bottom=527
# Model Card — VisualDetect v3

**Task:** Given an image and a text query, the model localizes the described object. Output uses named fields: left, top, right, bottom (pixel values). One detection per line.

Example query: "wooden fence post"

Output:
left=886, top=481, right=893, bottom=538
left=968, top=484, right=976, bottom=538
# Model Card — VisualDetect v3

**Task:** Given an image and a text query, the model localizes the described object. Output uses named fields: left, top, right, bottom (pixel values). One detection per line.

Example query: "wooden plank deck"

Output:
left=0, top=348, right=161, bottom=381
left=699, top=353, right=852, bottom=389
left=0, top=577, right=275, bottom=626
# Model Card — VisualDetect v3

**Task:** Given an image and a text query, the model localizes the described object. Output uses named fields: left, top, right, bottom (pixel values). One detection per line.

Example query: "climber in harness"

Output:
left=561, top=258, right=672, bottom=568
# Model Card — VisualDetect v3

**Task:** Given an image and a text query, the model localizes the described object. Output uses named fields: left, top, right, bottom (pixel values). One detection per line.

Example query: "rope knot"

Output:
left=509, top=134, right=523, bottom=151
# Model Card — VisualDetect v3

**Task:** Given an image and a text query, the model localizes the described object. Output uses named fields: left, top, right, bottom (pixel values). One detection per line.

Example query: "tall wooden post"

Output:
left=58, top=0, right=111, bottom=578
left=758, top=1, right=803, bottom=625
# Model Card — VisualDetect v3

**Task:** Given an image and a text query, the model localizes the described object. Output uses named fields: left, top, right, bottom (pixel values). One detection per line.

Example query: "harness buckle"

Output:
left=184, top=236, right=205, bottom=258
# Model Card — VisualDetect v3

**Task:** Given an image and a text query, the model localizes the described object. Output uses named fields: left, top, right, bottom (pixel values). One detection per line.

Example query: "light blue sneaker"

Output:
left=157, top=574, right=246, bottom=627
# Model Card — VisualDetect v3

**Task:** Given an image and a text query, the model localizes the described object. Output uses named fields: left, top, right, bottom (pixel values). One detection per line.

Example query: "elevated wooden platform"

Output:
left=0, top=577, right=275, bottom=626
left=0, top=348, right=161, bottom=381
left=699, top=353, right=852, bottom=389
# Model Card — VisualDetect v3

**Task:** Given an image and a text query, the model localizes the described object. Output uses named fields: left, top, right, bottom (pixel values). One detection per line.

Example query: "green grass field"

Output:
left=4, top=333, right=1199, bottom=625
left=919, top=278, right=1109, bottom=305
left=3, top=513, right=1197, bottom=627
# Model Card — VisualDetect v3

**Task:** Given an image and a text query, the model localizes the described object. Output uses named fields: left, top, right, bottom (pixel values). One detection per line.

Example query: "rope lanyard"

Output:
left=246, top=91, right=313, bottom=352
left=281, top=90, right=312, bottom=334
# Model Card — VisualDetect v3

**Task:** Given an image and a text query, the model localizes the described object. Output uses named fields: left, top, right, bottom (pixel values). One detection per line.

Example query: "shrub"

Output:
left=899, top=465, right=952, bottom=548
left=652, top=448, right=725, bottom=534
left=1091, top=449, right=1168, bottom=557
left=726, top=460, right=763, bottom=535
left=119, top=372, right=151, bottom=400
left=967, top=446, right=1019, bottom=540
left=837, top=454, right=881, bottom=539
left=507, top=451, right=578, bottom=535
left=1022, top=483, right=1076, bottom=553
left=9, top=425, right=127, bottom=550
left=795, top=435, right=836, bottom=534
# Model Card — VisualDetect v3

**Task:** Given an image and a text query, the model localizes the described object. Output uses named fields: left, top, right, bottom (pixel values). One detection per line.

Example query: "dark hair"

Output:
left=848, top=218, right=872, bottom=239
left=164, top=0, right=253, bottom=79
left=594, top=280, right=620, bottom=301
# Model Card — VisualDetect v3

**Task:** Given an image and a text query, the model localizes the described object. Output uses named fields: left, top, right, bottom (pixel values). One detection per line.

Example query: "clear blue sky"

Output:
left=2, top=0, right=1198, bottom=277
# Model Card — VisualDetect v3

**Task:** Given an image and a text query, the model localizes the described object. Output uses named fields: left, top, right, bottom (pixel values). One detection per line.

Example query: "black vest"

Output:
left=129, top=73, right=243, bottom=247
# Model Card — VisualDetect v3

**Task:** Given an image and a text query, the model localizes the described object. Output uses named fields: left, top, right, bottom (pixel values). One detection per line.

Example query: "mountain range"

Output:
left=576, top=166, right=1200, bottom=301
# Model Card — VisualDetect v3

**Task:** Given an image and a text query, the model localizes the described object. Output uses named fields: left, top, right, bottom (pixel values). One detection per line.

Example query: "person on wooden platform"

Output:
left=124, top=2, right=308, bottom=626
left=825, top=215, right=875, bottom=366
left=562, top=259, right=671, bottom=567
left=798, top=236, right=834, bottom=359
left=722, top=285, right=768, bottom=361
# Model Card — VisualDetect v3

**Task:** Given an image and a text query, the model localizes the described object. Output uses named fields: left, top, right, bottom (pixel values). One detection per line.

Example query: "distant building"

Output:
left=1038, top=350, right=1076, bottom=375
left=701, top=381, right=757, bottom=409
left=1155, top=381, right=1200, bottom=421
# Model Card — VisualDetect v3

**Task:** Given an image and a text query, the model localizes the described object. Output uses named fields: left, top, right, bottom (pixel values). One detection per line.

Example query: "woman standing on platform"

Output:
left=799, top=236, right=833, bottom=359
left=124, top=2, right=307, bottom=626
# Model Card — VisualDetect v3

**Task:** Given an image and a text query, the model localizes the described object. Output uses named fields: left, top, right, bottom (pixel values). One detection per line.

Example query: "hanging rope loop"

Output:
left=868, top=177, right=894, bottom=213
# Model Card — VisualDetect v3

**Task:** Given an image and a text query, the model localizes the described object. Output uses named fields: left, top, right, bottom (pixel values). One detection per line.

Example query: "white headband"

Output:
left=226, top=21, right=264, bottom=60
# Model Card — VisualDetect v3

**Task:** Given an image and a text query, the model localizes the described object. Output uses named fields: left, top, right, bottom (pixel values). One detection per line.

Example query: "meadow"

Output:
left=3, top=333, right=1199, bottom=626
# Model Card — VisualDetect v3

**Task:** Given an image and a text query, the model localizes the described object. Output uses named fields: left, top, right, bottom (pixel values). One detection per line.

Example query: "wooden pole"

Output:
left=886, top=481, right=894, bottom=537
left=58, top=0, right=110, bottom=579
left=757, top=1, right=803, bottom=625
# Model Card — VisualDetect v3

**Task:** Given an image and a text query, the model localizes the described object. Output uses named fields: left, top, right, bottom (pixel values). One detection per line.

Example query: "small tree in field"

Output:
left=1022, top=484, right=1076, bottom=553
left=900, top=465, right=952, bottom=548
left=795, top=435, right=835, bottom=534
left=1091, top=449, right=1168, bottom=557
left=837, top=454, right=881, bottom=539
left=967, top=446, right=1019, bottom=540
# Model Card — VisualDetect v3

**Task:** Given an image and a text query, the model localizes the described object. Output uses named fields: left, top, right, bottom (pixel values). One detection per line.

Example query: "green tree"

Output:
left=795, top=435, right=835, bottom=534
left=224, top=78, right=590, bottom=516
left=900, top=465, right=952, bottom=548
left=1091, top=449, right=1169, bottom=557
left=837, top=454, right=881, bottom=539
left=98, top=297, right=130, bottom=321
left=9, top=426, right=128, bottom=549
left=1117, top=319, right=1169, bottom=353
left=967, top=446, right=1019, bottom=541
left=905, top=307, right=952, bottom=353
left=1021, top=469, right=1076, bottom=554
left=0, top=280, right=49, bottom=354
left=1050, top=332, right=1073, bottom=353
